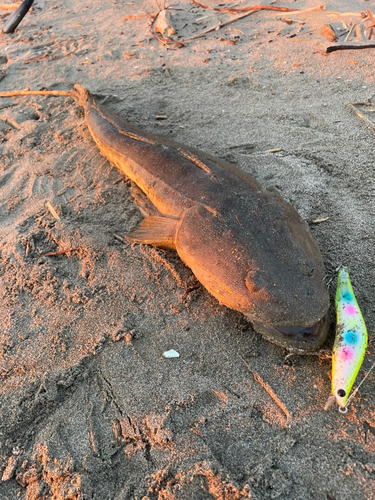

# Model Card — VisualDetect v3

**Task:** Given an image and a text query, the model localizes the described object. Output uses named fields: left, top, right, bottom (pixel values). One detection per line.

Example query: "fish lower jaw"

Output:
left=250, top=312, right=330, bottom=353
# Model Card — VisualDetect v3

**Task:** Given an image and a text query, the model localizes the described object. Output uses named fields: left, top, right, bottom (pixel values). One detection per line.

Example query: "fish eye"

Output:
left=337, top=389, right=346, bottom=398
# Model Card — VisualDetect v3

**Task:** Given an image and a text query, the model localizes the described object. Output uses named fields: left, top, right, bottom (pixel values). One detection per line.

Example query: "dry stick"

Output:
left=253, top=370, right=291, bottom=422
left=24, top=53, right=49, bottom=64
left=114, top=234, right=125, bottom=243
left=124, top=13, right=155, bottom=21
left=0, top=90, right=71, bottom=97
left=347, top=102, right=375, bottom=130
left=327, top=44, right=375, bottom=52
left=0, top=3, right=21, bottom=10
left=364, top=9, right=375, bottom=35
left=311, top=216, right=329, bottom=224
left=41, top=248, right=81, bottom=257
left=238, top=354, right=291, bottom=422
left=166, top=9, right=260, bottom=45
left=180, top=284, right=200, bottom=303
left=46, top=201, right=61, bottom=221
left=284, top=349, right=331, bottom=362
left=191, top=0, right=326, bottom=15
left=191, top=0, right=298, bottom=14
left=285, top=6, right=326, bottom=16
left=328, top=12, right=366, bottom=17
left=189, top=10, right=257, bottom=40
left=151, top=2, right=326, bottom=46
left=344, top=23, right=355, bottom=41
left=365, top=8, right=375, bottom=27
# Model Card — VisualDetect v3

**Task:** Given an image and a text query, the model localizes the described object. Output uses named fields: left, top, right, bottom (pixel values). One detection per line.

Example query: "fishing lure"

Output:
left=331, top=266, right=367, bottom=410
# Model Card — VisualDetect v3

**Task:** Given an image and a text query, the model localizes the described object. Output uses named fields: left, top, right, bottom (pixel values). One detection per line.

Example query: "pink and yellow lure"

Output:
left=331, top=266, right=367, bottom=409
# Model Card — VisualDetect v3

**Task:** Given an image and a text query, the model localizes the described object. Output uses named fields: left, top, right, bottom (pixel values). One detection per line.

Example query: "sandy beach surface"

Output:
left=0, top=0, right=375, bottom=498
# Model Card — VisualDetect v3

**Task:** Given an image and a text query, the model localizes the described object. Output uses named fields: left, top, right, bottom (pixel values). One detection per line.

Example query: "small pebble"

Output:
left=163, top=349, right=179, bottom=358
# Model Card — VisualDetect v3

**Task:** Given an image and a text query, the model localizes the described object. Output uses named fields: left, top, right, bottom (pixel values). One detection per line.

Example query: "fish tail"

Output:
left=70, top=85, right=91, bottom=108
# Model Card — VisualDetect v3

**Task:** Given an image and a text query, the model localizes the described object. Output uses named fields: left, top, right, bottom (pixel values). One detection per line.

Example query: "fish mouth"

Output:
left=252, top=312, right=330, bottom=352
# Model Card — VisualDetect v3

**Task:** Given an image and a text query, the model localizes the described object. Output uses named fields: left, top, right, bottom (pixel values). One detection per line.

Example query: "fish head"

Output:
left=177, top=195, right=330, bottom=352
left=243, top=189, right=330, bottom=351
left=244, top=251, right=330, bottom=352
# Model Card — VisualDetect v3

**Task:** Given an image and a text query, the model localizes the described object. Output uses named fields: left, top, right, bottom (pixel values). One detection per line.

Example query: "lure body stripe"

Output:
left=332, top=267, right=367, bottom=408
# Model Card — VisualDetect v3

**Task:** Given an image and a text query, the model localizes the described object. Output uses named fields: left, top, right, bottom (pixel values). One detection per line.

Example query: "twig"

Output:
left=189, top=10, right=258, bottom=41
left=46, top=201, right=61, bottom=221
left=124, top=13, right=155, bottom=21
left=0, top=3, right=22, bottom=10
left=364, top=8, right=375, bottom=36
left=191, top=0, right=300, bottom=14
left=237, top=354, right=291, bottom=422
left=327, top=44, right=375, bottom=53
left=347, top=102, right=375, bottom=131
left=0, top=90, right=70, bottom=97
left=180, top=284, right=200, bottom=303
left=41, top=248, right=81, bottom=257
left=286, top=6, right=326, bottom=16
left=114, top=234, right=125, bottom=243
left=285, top=349, right=331, bottom=362
left=344, top=23, right=355, bottom=42
left=327, top=12, right=366, bottom=17
left=365, top=8, right=375, bottom=27
left=192, top=1, right=325, bottom=15
left=252, top=370, right=291, bottom=422
left=150, top=6, right=257, bottom=45
left=349, top=103, right=375, bottom=129
left=250, top=148, right=282, bottom=155
left=23, top=53, right=49, bottom=64
left=311, top=216, right=329, bottom=223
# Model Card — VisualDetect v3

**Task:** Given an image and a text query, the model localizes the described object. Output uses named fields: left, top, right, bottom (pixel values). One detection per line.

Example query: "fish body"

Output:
left=332, top=266, right=367, bottom=408
left=72, top=85, right=330, bottom=352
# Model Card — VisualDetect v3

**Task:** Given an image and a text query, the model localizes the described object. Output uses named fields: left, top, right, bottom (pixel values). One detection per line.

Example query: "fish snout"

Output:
left=251, top=311, right=330, bottom=352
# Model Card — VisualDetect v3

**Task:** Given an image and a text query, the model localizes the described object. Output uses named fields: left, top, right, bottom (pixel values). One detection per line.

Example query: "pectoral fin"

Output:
left=126, top=216, right=179, bottom=250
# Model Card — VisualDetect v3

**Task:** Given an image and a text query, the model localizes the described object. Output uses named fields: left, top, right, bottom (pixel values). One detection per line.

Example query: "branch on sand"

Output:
left=0, top=89, right=71, bottom=97
left=191, top=1, right=326, bottom=15
left=149, top=2, right=326, bottom=47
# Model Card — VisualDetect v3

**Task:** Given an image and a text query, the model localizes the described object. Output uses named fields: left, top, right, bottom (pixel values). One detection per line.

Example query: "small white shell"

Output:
left=162, top=349, right=180, bottom=358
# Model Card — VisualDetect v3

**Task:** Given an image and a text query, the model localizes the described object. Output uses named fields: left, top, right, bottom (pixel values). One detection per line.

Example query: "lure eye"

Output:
left=337, top=389, right=346, bottom=398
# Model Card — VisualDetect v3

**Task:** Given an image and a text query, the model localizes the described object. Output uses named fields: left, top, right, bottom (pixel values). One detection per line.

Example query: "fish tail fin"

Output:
left=126, top=216, right=179, bottom=250
left=71, top=85, right=91, bottom=108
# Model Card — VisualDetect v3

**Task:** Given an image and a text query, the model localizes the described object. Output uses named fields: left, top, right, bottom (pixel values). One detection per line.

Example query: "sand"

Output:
left=0, top=0, right=375, bottom=498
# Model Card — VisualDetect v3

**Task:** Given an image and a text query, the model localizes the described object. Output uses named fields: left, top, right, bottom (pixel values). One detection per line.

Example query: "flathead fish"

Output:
left=71, top=85, right=330, bottom=352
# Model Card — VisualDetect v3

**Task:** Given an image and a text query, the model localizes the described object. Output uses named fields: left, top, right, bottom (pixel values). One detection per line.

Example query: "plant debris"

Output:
left=45, top=201, right=61, bottom=221
left=154, top=9, right=176, bottom=39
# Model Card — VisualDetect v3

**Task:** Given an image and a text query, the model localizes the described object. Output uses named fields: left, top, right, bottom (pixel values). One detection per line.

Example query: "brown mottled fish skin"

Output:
left=71, top=85, right=330, bottom=352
